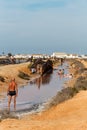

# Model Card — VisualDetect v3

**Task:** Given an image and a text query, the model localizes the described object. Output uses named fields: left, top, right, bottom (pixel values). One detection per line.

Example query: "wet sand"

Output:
left=1, top=59, right=87, bottom=130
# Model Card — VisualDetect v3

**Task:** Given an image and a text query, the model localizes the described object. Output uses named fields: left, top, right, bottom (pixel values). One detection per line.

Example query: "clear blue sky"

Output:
left=0, top=0, right=87, bottom=55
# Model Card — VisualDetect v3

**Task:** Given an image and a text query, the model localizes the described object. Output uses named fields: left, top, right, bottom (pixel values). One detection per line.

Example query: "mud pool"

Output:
left=0, top=62, right=71, bottom=118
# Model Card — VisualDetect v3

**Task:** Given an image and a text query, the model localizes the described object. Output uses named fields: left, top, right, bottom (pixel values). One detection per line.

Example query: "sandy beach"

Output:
left=0, top=59, right=87, bottom=130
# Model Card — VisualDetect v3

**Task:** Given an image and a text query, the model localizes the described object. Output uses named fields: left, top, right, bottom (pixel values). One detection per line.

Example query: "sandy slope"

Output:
left=0, top=62, right=34, bottom=93
left=1, top=90, right=87, bottom=130
left=1, top=60, right=87, bottom=130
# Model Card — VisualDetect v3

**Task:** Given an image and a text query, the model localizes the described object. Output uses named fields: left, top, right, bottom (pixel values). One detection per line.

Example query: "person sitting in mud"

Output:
left=7, top=78, right=18, bottom=112
left=57, top=69, right=64, bottom=78
left=62, top=69, right=65, bottom=75
left=64, top=73, right=73, bottom=78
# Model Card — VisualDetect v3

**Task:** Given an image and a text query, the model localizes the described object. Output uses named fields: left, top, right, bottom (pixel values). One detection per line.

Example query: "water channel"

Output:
left=0, top=62, right=70, bottom=117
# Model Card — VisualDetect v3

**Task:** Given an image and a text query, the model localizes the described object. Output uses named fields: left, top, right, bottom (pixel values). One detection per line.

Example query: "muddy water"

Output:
left=0, top=62, right=70, bottom=116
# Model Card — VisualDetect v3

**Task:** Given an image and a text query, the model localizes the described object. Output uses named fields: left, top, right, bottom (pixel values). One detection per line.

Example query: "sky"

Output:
left=0, top=0, right=87, bottom=55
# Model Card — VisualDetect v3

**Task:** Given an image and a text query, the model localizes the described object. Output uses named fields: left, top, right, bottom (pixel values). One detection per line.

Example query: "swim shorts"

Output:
left=8, top=91, right=16, bottom=96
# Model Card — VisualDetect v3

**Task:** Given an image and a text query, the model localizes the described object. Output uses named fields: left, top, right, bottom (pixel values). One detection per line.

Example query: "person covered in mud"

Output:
left=62, top=69, right=65, bottom=75
left=64, top=73, right=73, bottom=78
left=7, top=78, right=18, bottom=112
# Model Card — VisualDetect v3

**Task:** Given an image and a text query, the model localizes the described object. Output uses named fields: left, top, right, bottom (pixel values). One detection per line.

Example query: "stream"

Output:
left=0, top=62, right=70, bottom=118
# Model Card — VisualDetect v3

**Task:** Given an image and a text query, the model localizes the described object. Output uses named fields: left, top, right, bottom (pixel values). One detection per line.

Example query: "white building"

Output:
left=80, top=55, right=87, bottom=59
left=51, top=52, right=80, bottom=59
left=66, top=54, right=79, bottom=59
left=51, top=52, right=67, bottom=58
left=32, top=54, right=50, bottom=59
left=14, top=54, right=32, bottom=59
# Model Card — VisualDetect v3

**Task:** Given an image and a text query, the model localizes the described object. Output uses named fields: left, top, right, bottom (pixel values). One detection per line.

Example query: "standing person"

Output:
left=7, top=78, right=18, bottom=112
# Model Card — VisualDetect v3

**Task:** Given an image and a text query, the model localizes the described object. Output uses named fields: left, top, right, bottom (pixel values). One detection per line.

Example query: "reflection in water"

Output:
left=35, top=77, right=42, bottom=89
left=30, top=72, right=53, bottom=89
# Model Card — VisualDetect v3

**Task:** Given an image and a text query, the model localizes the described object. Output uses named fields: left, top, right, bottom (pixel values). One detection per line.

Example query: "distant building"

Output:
left=32, top=54, right=50, bottom=59
left=32, top=54, right=44, bottom=59
left=51, top=52, right=80, bottom=59
left=51, top=52, right=67, bottom=58
left=80, top=55, right=87, bottom=59
left=66, top=54, right=79, bottom=59
left=0, top=55, right=7, bottom=59
left=14, top=54, right=32, bottom=59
